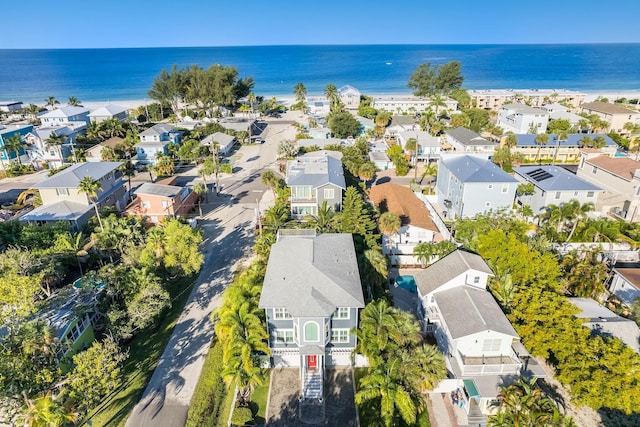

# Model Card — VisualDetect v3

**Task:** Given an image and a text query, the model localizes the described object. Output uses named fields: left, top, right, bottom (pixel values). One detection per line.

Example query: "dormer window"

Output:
left=334, top=307, right=349, bottom=319
left=274, top=308, right=291, bottom=319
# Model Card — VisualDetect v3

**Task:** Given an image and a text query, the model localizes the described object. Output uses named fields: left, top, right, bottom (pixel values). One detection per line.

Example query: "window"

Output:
left=161, top=200, right=169, bottom=209
left=501, top=185, right=508, bottom=193
left=275, top=329, right=295, bottom=343
left=304, top=322, right=319, bottom=342
left=324, top=188, right=335, bottom=199
left=574, top=192, right=579, bottom=196
left=293, top=186, right=311, bottom=199
left=334, top=307, right=349, bottom=319
left=555, top=192, right=561, bottom=200
left=473, top=276, right=480, bottom=284
left=56, top=188, right=69, bottom=196
left=488, top=184, right=493, bottom=190
left=273, top=308, right=291, bottom=319
left=142, top=201, right=151, bottom=209
left=592, top=166, right=597, bottom=174
left=331, top=329, right=349, bottom=343
left=482, top=339, right=502, bottom=352
left=587, top=191, right=594, bottom=198
left=485, top=202, right=491, bottom=207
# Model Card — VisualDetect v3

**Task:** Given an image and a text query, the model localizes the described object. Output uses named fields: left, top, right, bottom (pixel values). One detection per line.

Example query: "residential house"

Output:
left=398, top=131, right=441, bottom=162
left=23, top=126, right=80, bottom=169
left=219, top=117, right=260, bottom=137
left=286, top=151, right=346, bottom=218
left=369, top=140, right=389, bottom=153
left=0, top=101, right=23, bottom=112
left=576, top=151, right=640, bottom=222
left=581, top=101, right=640, bottom=134
left=540, top=103, right=583, bottom=126
left=513, top=165, right=602, bottom=215
left=509, top=133, right=617, bottom=164
left=136, top=123, right=183, bottom=165
left=297, top=138, right=345, bottom=151
left=86, top=136, right=125, bottom=162
left=608, top=268, right=640, bottom=306
left=88, top=104, right=129, bottom=123
left=125, top=177, right=197, bottom=223
left=436, top=154, right=518, bottom=220
left=369, top=151, right=391, bottom=171
left=369, top=183, right=440, bottom=265
left=338, top=85, right=361, bottom=109
left=0, top=124, right=33, bottom=168
left=355, top=116, right=374, bottom=134
left=385, top=116, right=419, bottom=139
left=39, top=106, right=90, bottom=127
left=306, top=97, right=331, bottom=117
left=497, top=103, right=549, bottom=134
left=444, top=127, right=496, bottom=155
left=258, top=231, right=365, bottom=400
left=372, top=95, right=457, bottom=115
left=571, top=298, right=640, bottom=354
left=469, top=89, right=586, bottom=111
left=202, top=132, right=236, bottom=156
left=20, top=162, right=127, bottom=230
left=415, top=249, right=545, bottom=419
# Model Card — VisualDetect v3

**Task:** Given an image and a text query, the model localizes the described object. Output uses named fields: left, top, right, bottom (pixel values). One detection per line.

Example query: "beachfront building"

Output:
left=338, top=85, right=361, bottom=109
left=496, top=103, right=549, bottom=134
left=609, top=268, right=640, bottom=306
left=20, top=162, right=127, bottom=230
left=415, top=249, right=545, bottom=420
left=508, top=133, right=617, bottom=164
left=39, top=106, right=90, bottom=127
left=372, top=95, right=457, bottom=115
left=444, top=127, right=496, bottom=155
left=576, top=150, right=640, bottom=222
left=202, top=132, right=236, bottom=156
left=258, top=231, right=365, bottom=400
left=469, top=89, right=586, bottom=111
left=286, top=151, right=345, bottom=218
left=397, top=131, right=441, bottom=162
left=125, top=177, right=197, bottom=223
left=369, top=182, right=440, bottom=266
left=0, top=124, right=33, bottom=168
left=88, top=104, right=129, bottom=123
left=513, top=165, right=602, bottom=215
left=436, top=154, right=518, bottom=220
left=306, top=97, right=331, bottom=117
left=580, top=101, right=640, bottom=134
left=0, top=101, right=23, bottom=112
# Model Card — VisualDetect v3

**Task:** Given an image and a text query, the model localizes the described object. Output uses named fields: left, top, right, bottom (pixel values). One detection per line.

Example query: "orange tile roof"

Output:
left=368, top=182, right=438, bottom=232
left=586, top=155, right=640, bottom=181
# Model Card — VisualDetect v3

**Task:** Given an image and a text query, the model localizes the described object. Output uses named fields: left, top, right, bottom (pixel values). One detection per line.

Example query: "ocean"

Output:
left=1, top=44, right=640, bottom=103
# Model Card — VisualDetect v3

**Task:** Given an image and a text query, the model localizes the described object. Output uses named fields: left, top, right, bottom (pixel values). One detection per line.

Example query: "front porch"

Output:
left=300, top=345, right=324, bottom=400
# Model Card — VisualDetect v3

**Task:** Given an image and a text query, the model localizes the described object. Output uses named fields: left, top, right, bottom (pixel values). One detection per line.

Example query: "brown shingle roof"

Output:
left=581, top=101, right=637, bottom=115
left=586, top=155, right=640, bottom=181
left=614, top=268, right=640, bottom=290
left=368, top=183, right=438, bottom=232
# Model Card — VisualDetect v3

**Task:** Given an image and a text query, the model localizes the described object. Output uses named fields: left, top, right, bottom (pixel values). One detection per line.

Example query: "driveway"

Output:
left=124, top=119, right=294, bottom=427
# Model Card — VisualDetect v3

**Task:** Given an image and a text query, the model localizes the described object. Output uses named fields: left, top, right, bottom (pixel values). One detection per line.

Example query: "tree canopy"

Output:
left=407, top=61, right=464, bottom=97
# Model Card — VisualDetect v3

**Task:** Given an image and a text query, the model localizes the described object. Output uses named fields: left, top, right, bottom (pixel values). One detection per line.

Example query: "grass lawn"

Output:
left=83, top=275, right=196, bottom=427
left=249, top=373, right=271, bottom=424
left=354, top=367, right=430, bottom=427
left=215, top=386, right=236, bottom=427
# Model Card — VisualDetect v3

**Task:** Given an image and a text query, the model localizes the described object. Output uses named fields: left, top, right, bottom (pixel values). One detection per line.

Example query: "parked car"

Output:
left=255, top=138, right=264, bottom=144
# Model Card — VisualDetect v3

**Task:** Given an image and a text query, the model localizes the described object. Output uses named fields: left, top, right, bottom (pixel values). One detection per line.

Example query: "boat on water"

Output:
left=386, top=61, right=392, bottom=65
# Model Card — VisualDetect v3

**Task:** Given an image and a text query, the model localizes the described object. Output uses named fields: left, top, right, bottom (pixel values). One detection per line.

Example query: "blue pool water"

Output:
left=396, top=276, right=417, bottom=294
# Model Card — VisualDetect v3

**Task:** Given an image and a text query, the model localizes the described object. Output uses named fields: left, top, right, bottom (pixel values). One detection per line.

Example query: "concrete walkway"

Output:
left=427, top=393, right=459, bottom=427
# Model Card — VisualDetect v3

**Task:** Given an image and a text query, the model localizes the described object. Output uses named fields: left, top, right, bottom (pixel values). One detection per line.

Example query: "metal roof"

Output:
left=134, top=183, right=183, bottom=198
left=33, top=162, right=122, bottom=188
left=286, top=153, right=346, bottom=189
left=19, top=200, right=92, bottom=222
left=515, top=165, right=602, bottom=192
left=515, top=133, right=616, bottom=148
left=441, top=155, right=518, bottom=183
left=445, top=127, right=492, bottom=146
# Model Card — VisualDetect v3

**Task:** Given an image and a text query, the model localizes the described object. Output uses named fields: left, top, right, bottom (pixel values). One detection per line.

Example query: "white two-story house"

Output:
left=497, top=103, right=549, bottom=134
left=258, top=231, right=365, bottom=400
left=444, top=127, right=496, bottom=155
left=286, top=151, right=346, bottom=218
left=397, top=131, right=441, bottom=162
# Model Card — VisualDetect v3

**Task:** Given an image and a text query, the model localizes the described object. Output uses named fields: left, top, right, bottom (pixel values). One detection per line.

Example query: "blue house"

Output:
left=436, top=154, right=518, bottom=220
left=136, top=124, right=183, bottom=165
left=0, top=124, right=33, bottom=166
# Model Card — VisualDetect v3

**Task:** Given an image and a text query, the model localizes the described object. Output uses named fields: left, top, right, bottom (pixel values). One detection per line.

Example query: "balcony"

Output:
left=455, top=349, right=522, bottom=376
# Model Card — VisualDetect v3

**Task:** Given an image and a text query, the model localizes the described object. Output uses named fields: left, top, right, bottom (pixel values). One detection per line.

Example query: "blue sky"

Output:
left=2, top=0, right=639, bottom=49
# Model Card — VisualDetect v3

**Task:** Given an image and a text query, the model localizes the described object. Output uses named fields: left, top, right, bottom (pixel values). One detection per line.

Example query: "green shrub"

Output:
left=231, top=406, right=253, bottom=426
left=221, top=163, right=233, bottom=174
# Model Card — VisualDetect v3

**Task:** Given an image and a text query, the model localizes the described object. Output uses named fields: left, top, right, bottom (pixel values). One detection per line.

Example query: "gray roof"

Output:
left=297, top=138, right=344, bottom=149
left=571, top=298, right=640, bottom=353
left=39, top=106, right=89, bottom=118
left=441, top=155, right=518, bottom=184
left=446, top=127, right=492, bottom=146
left=369, top=152, right=390, bottom=162
left=20, top=200, right=92, bottom=222
left=389, top=116, right=418, bottom=126
left=202, top=132, right=235, bottom=146
left=501, top=103, right=548, bottom=115
left=400, top=131, right=440, bottom=147
left=139, top=123, right=175, bottom=137
left=434, top=286, right=519, bottom=339
left=286, top=153, right=346, bottom=190
left=415, top=249, right=493, bottom=295
left=134, top=183, right=182, bottom=198
left=259, top=234, right=364, bottom=316
left=515, top=165, right=602, bottom=192
left=88, top=104, right=128, bottom=117
left=33, top=162, right=122, bottom=188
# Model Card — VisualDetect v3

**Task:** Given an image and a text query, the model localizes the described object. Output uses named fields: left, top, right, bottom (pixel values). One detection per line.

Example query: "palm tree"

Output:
left=304, top=200, right=336, bottom=233
left=414, top=242, right=436, bottom=267
left=192, top=182, right=206, bottom=217
left=263, top=202, right=290, bottom=232
left=77, top=176, right=104, bottom=232
left=67, top=96, right=82, bottom=107
left=504, top=132, right=518, bottom=149
left=358, top=162, right=376, bottom=184
left=593, top=135, right=607, bottom=149
left=4, top=133, right=24, bottom=165
left=293, top=82, right=307, bottom=103
left=578, top=135, right=594, bottom=148
left=420, top=162, right=438, bottom=193
left=564, top=199, right=594, bottom=242
left=534, top=133, right=550, bottom=163
left=430, top=93, right=447, bottom=116
left=552, top=130, right=569, bottom=164
left=45, top=132, right=68, bottom=166
left=378, top=211, right=401, bottom=256
left=44, top=96, right=59, bottom=110
left=397, top=343, right=447, bottom=393
left=21, top=391, right=78, bottom=427
left=324, top=83, right=339, bottom=109
left=355, top=359, right=420, bottom=427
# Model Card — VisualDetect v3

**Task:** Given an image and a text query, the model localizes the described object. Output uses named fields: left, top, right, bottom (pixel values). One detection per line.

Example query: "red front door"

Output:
left=307, top=355, right=317, bottom=369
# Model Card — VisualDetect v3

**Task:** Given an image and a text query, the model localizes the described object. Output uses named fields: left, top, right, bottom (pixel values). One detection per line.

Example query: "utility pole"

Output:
left=256, top=198, right=262, bottom=236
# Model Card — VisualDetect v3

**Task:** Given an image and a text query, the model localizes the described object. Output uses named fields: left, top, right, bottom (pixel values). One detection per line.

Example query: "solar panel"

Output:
left=526, top=168, right=553, bottom=182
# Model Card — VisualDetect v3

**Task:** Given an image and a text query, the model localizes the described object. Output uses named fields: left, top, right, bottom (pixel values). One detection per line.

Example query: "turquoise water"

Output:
left=1, top=44, right=640, bottom=103
left=396, top=276, right=417, bottom=294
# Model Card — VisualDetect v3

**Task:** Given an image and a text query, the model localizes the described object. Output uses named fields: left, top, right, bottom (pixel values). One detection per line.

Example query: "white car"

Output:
left=254, top=138, right=264, bottom=144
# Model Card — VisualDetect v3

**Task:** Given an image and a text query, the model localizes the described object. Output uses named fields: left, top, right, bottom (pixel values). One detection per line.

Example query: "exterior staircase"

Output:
left=303, top=370, right=323, bottom=399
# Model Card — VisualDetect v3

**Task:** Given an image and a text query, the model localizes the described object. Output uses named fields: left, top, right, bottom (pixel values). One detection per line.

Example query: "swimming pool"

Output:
left=395, top=275, right=417, bottom=294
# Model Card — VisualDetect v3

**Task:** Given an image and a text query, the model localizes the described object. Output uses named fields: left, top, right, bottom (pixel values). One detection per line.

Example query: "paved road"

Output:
left=124, top=116, right=297, bottom=427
